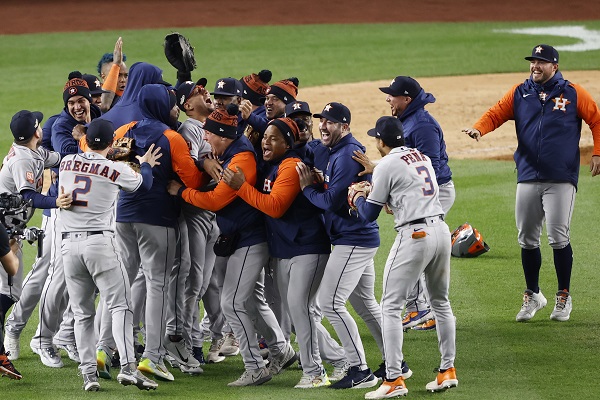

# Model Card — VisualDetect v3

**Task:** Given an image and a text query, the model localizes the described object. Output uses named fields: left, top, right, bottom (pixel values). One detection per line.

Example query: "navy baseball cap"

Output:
left=86, top=118, right=115, bottom=145
left=525, top=44, right=559, bottom=63
left=82, top=74, right=109, bottom=95
left=10, top=110, right=43, bottom=141
left=211, top=77, right=243, bottom=96
left=367, top=116, right=405, bottom=148
left=285, top=101, right=311, bottom=118
left=313, top=102, right=351, bottom=124
left=379, top=76, right=422, bottom=98
left=176, top=78, right=208, bottom=111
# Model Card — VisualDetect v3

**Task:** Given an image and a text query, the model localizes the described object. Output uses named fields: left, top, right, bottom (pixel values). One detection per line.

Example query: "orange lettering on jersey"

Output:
left=26, top=171, right=34, bottom=184
left=263, top=178, right=273, bottom=193
left=73, top=160, right=82, bottom=172
left=109, top=170, right=121, bottom=182
left=6, top=147, right=15, bottom=161
left=99, top=166, right=110, bottom=178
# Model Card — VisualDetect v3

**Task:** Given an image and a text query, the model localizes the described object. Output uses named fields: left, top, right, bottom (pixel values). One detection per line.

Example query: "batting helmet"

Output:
left=451, top=223, right=490, bottom=258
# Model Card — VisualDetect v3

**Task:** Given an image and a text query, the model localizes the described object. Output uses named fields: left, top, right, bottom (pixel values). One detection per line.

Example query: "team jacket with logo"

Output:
left=115, top=84, right=203, bottom=228
left=474, top=71, right=600, bottom=188
left=398, top=90, right=452, bottom=185
left=236, top=150, right=330, bottom=259
left=180, top=135, right=266, bottom=249
left=302, top=133, right=379, bottom=248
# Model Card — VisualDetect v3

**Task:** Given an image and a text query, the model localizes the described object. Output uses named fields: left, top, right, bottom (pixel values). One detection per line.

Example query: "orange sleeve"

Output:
left=473, top=83, right=519, bottom=136
left=573, top=83, right=600, bottom=156
left=78, top=121, right=134, bottom=152
left=181, top=151, right=257, bottom=212
left=236, top=157, right=301, bottom=218
left=102, top=63, right=119, bottom=93
left=164, top=130, right=203, bottom=189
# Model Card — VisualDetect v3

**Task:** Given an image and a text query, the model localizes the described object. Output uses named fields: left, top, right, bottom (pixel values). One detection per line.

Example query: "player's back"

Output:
left=58, top=152, right=142, bottom=232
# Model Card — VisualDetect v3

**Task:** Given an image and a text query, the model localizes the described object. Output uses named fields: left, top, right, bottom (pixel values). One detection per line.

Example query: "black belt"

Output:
left=407, top=215, right=444, bottom=226
left=62, top=231, right=107, bottom=239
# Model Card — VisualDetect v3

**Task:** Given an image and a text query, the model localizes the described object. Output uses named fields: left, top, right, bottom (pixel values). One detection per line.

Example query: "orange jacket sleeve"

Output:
left=102, top=63, right=120, bottom=93
left=473, top=83, right=519, bottom=136
left=78, top=121, right=134, bottom=152
left=164, top=130, right=203, bottom=189
left=236, top=157, right=301, bottom=218
left=572, top=83, right=600, bottom=156
left=181, top=151, right=257, bottom=212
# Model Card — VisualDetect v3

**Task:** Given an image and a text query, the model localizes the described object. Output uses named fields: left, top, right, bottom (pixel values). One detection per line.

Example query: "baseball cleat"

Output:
left=192, top=346, right=207, bottom=365
left=137, top=358, right=174, bottom=382
left=39, top=346, right=63, bottom=368
left=227, top=366, right=272, bottom=387
left=330, top=366, right=378, bottom=389
left=82, top=372, right=100, bottom=391
left=96, top=348, right=112, bottom=379
left=425, top=367, right=458, bottom=392
left=0, top=353, right=23, bottom=380
left=4, top=333, right=20, bottom=360
left=206, top=340, right=225, bottom=363
left=550, top=290, right=572, bottom=321
left=117, top=363, right=158, bottom=390
left=268, top=343, right=298, bottom=375
left=516, top=289, right=547, bottom=321
left=56, top=343, right=80, bottom=363
left=402, top=309, right=432, bottom=330
left=373, top=361, right=412, bottom=380
left=295, top=370, right=331, bottom=388
left=365, top=376, right=408, bottom=399
left=412, top=318, right=436, bottom=331
left=219, top=333, right=240, bottom=356
left=164, top=336, right=194, bottom=367
left=329, top=362, right=349, bottom=381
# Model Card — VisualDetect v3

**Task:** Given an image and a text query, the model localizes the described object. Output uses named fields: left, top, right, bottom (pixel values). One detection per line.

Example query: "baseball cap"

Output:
left=265, top=78, right=299, bottom=105
left=86, top=118, right=115, bottom=145
left=379, top=76, right=422, bottom=98
left=367, top=116, right=405, bottom=148
left=10, top=110, right=44, bottom=141
left=63, top=71, right=93, bottom=105
left=204, top=104, right=239, bottom=139
left=313, top=102, right=351, bottom=124
left=176, top=78, right=208, bottom=111
left=525, top=44, right=559, bottom=63
left=285, top=101, right=311, bottom=118
left=82, top=74, right=109, bottom=95
left=211, top=77, right=243, bottom=96
left=240, top=70, right=272, bottom=106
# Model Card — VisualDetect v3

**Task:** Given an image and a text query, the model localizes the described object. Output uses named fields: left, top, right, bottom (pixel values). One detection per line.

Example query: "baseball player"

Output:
left=59, top=118, right=160, bottom=391
left=239, top=69, right=271, bottom=142
left=222, top=117, right=332, bottom=388
left=295, top=103, right=388, bottom=389
left=1, top=229, right=21, bottom=380
left=464, top=44, right=600, bottom=322
left=97, top=36, right=128, bottom=112
left=167, top=105, right=296, bottom=387
left=353, top=116, right=457, bottom=398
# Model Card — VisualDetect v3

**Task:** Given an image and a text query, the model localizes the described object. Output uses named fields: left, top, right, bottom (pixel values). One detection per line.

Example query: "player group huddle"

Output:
left=2, top=37, right=599, bottom=399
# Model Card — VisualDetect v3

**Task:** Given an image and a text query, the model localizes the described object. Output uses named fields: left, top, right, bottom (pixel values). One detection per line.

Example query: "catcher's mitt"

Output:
left=107, top=137, right=134, bottom=161
left=347, top=181, right=372, bottom=212
left=123, top=161, right=141, bottom=173
left=164, top=32, right=197, bottom=73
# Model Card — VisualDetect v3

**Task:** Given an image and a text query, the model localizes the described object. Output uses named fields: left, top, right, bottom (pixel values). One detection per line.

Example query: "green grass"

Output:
left=4, top=159, right=600, bottom=398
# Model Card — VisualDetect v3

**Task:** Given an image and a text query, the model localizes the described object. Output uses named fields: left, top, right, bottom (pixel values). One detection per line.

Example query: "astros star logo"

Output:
left=95, top=79, right=101, bottom=88
left=390, top=78, right=395, bottom=86
left=69, top=87, right=77, bottom=95
left=293, top=103, right=301, bottom=110
left=217, top=80, right=225, bottom=89
left=552, top=94, right=571, bottom=112
left=324, top=104, right=332, bottom=112
left=535, top=46, right=543, bottom=54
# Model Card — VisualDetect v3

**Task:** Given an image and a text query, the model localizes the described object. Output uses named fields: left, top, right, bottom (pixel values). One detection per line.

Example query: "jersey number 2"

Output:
left=416, top=166, right=434, bottom=196
left=72, top=175, right=92, bottom=207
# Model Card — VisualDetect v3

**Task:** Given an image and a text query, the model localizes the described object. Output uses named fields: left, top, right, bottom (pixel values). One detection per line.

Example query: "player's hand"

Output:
left=57, top=186, right=73, bottom=209
left=295, top=162, right=314, bottom=190
left=136, top=143, right=163, bottom=168
left=222, top=166, right=246, bottom=190
left=113, top=37, right=124, bottom=66
left=72, top=124, right=86, bottom=140
left=352, top=150, right=375, bottom=176
left=239, top=99, right=253, bottom=120
left=9, top=239, right=20, bottom=255
left=384, top=204, right=394, bottom=215
left=312, top=167, right=324, bottom=184
left=590, top=155, right=600, bottom=177
left=462, top=128, right=481, bottom=141
left=167, top=180, right=183, bottom=195
left=204, top=158, right=224, bottom=182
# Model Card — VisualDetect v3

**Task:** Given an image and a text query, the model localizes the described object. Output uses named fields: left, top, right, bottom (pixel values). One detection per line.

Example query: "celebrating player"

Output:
left=463, top=44, right=600, bottom=322
left=350, top=116, right=457, bottom=398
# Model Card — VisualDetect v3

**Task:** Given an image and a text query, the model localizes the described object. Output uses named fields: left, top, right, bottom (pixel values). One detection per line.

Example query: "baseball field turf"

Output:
left=2, top=21, right=600, bottom=399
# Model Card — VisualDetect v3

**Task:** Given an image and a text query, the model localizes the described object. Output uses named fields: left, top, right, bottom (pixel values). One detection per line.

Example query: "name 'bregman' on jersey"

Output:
left=58, top=152, right=144, bottom=232
left=367, top=146, right=444, bottom=230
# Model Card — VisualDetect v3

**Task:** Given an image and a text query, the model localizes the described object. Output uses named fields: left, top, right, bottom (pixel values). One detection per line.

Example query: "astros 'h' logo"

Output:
left=552, top=94, right=571, bottom=112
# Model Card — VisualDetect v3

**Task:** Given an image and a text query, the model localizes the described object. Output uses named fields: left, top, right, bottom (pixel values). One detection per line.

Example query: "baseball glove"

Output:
left=107, top=137, right=134, bottom=161
left=123, top=161, right=141, bottom=173
left=347, top=181, right=372, bottom=212
left=164, top=32, right=197, bottom=73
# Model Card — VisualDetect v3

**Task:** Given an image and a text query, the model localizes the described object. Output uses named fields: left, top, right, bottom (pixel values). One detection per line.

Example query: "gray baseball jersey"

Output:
left=365, top=146, right=455, bottom=379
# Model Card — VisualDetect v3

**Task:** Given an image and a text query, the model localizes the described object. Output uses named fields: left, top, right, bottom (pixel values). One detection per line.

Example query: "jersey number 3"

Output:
left=72, top=175, right=92, bottom=207
left=416, top=166, right=434, bottom=196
